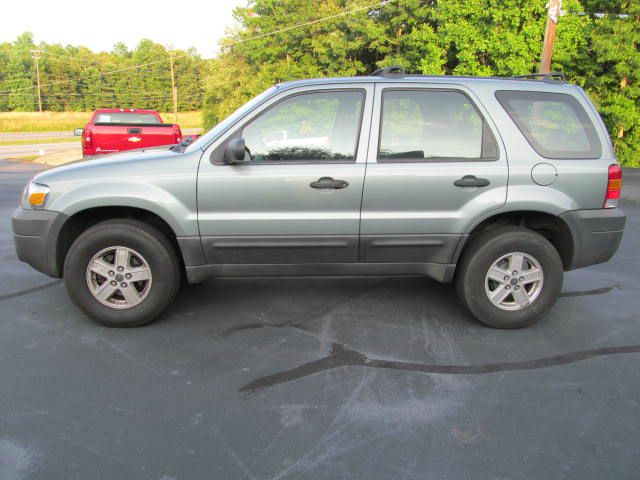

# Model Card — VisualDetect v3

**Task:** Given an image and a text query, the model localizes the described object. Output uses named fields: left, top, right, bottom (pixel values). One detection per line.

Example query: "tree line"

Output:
left=0, top=33, right=207, bottom=112
left=0, top=0, right=638, bottom=166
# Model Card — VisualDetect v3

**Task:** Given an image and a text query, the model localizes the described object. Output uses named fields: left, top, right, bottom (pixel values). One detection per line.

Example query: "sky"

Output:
left=1, top=0, right=246, bottom=58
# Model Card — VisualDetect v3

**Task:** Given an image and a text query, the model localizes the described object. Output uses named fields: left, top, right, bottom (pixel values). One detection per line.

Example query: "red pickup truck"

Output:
left=74, top=109, right=183, bottom=156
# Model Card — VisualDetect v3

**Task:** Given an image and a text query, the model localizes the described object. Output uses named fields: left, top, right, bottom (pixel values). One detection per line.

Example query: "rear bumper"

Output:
left=83, top=148, right=119, bottom=156
left=12, top=207, right=68, bottom=278
left=560, top=208, right=626, bottom=270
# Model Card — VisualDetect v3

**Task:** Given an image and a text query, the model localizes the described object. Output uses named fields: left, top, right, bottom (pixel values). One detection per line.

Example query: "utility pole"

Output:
left=167, top=45, right=178, bottom=124
left=539, top=0, right=564, bottom=73
left=30, top=49, right=43, bottom=112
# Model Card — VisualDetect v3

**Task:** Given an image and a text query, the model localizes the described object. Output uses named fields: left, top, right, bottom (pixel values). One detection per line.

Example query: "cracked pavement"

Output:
left=1, top=161, right=639, bottom=479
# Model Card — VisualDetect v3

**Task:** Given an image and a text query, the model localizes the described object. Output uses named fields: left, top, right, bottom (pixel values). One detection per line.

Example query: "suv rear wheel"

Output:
left=456, top=226, right=563, bottom=328
left=63, top=219, right=180, bottom=327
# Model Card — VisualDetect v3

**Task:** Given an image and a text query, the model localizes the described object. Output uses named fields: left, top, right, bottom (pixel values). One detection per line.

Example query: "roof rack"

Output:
left=511, top=72, right=567, bottom=83
left=371, top=65, right=406, bottom=77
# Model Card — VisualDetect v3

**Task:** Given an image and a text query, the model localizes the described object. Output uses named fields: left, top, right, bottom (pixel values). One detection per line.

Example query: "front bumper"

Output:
left=12, top=207, right=68, bottom=278
left=560, top=208, right=626, bottom=270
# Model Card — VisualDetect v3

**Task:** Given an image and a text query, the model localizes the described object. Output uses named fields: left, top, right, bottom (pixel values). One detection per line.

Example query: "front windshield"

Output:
left=185, top=86, right=278, bottom=153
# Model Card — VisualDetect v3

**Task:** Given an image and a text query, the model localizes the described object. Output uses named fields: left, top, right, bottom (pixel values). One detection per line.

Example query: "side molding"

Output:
left=185, top=262, right=456, bottom=284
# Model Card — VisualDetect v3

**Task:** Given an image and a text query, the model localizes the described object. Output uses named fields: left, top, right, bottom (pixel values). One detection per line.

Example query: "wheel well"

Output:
left=56, top=206, right=184, bottom=275
left=466, top=211, right=574, bottom=268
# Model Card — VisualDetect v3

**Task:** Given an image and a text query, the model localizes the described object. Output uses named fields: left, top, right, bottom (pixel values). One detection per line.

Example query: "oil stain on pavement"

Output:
left=239, top=342, right=640, bottom=394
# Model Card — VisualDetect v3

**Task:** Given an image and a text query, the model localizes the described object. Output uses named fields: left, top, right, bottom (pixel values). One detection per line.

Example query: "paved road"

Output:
left=0, top=128, right=204, bottom=159
left=0, top=141, right=79, bottom=159
left=1, top=161, right=639, bottom=479
left=0, top=131, right=77, bottom=141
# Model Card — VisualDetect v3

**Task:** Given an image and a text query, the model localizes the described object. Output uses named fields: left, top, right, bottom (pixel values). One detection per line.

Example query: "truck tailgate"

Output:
left=92, top=124, right=177, bottom=153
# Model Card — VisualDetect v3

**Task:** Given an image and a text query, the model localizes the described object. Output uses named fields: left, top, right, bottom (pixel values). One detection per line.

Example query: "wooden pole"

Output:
left=540, top=0, right=561, bottom=74
left=168, top=46, right=178, bottom=124
left=30, top=49, right=43, bottom=112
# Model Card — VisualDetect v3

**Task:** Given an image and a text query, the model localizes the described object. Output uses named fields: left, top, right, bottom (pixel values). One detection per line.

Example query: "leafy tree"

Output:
left=0, top=35, right=207, bottom=114
left=0, top=33, right=36, bottom=111
left=202, top=0, right=640, bottom=166
left=581, top=1, right=640, bottom=165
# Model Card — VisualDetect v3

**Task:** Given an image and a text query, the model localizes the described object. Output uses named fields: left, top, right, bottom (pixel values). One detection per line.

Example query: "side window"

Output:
left=240, top=90, right=364, bottom=163
left=378, top=89, right=498, bottom=162
left=495, top=91, right=602, bottom=159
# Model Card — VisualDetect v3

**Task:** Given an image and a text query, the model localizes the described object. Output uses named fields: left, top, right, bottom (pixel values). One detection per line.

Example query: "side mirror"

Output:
left=225, top=137, right=247, bottom=164
left=74, top=128, right=84, bottom=136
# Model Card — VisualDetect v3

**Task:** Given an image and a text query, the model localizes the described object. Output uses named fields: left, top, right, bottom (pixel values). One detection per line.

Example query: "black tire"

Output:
left=63, top=219, right=180, bottom=327
left=455, top=226, right=563, bottom=329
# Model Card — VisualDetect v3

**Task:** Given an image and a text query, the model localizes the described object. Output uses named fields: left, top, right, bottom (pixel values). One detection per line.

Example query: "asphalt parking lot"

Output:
left=1, top=160, right=639, bottom=480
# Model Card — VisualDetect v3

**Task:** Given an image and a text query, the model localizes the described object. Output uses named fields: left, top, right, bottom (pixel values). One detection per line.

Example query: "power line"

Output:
left=0, top=0, right=392, bottom=95
left=0, top=58, right=179, bottom=94
left=0, top=65, right=173, bottom=87
left=221, top=0, right=391, bottom=47
left=0, top=93, right=204, bottom=98
left=0, top=89, right=205, bottom=97
left=0, top=54, right=200, bottom=94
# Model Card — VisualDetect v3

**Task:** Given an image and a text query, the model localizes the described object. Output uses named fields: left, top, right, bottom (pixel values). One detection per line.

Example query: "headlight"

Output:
left=21, top=182, right=50, bottom=209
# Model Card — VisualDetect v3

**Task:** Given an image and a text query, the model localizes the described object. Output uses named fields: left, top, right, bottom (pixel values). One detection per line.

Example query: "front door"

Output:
left=360, top=84, right=508, bottom=264
left=197, top=84, right=373, bottom=264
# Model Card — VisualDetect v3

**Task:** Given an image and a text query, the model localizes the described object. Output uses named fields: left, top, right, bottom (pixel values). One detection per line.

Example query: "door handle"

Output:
left=310, top=177, right=349, bottom=189
left=454, top=175, right=491, bottom=188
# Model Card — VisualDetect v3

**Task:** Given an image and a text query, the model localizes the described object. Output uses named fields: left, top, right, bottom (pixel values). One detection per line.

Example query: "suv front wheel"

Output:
left=63, top=219, right=180, bottom=327
left=456, top=226, right=563, bottom=328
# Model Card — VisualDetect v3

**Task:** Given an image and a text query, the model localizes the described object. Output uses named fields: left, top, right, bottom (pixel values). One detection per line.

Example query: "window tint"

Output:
left=241, top=90, right=364, bottom=163
left=495, top=91, right=602, bottom=159
left=379, top=90, right=496, bottom=162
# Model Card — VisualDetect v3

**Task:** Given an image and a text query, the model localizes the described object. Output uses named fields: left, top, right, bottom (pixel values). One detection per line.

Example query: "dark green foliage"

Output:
left=204, top=0, right=640, bottom=166
left=0, top=35, right=207, bottom=113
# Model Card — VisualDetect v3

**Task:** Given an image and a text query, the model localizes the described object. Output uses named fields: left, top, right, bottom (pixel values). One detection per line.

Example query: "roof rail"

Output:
left=371, top=65, right=406, bottom=77
left=512, top=72, right=567, bottom=83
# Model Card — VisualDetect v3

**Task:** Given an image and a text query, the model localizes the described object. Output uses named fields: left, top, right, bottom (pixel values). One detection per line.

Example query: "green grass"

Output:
left=0, top=111, right=204, bottom=132
left=0, top=137, right=81, bottom=146
left=159, top=111, right=203, bottom=129
left=0, top=112, right=89, bottom=132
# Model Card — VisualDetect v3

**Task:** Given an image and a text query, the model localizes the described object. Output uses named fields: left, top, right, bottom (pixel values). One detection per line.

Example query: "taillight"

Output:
left=604, top=164, right=622, bottom=208
left=174, top=126, right=182, bottom=144
left=84, top=125, right=93, bottom=148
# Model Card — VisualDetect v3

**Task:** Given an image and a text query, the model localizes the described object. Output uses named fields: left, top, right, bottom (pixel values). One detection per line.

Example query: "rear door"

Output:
left=197, top=83, right=373, bottom=264
left=360, top=83, right=508, bottom=264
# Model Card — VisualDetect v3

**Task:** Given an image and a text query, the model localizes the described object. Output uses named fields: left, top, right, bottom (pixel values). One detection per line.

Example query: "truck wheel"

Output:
left=455, top=226, right=563, bottom=329
left=63, top=219, right=180, bottom=327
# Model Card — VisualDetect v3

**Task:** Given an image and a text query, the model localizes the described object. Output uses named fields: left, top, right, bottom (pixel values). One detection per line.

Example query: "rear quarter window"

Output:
left=495, top=91, right=602, bottom=159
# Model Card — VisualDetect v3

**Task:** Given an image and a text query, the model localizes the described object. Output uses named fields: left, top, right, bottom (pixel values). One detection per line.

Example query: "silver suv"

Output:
left=12, top=68, right=626, bottom=328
